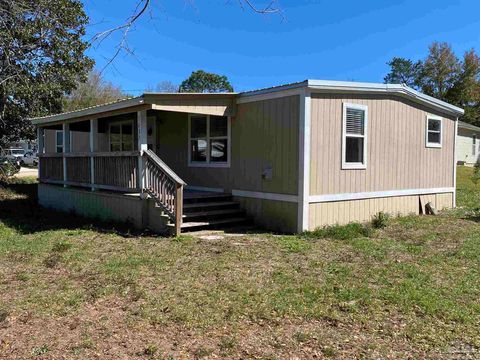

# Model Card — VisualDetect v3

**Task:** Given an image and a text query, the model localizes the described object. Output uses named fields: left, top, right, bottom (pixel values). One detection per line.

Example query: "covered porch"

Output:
left=34, top=93, right=238, bottom=235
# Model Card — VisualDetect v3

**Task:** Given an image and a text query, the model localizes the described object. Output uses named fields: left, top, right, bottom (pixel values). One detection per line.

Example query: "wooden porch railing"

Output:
left=143, top=149, right=186, bottom=236
left=39, top=151, right=140, bottom=192
left=38, top=150, right=186, bottom=235
left=39, top=153, right=63, bottom=181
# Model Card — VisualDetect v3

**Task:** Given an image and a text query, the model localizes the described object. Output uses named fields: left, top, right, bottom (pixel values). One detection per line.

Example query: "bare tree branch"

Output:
left=237, top=0, right=281, bottom=14
left=90, top=0, right=283, bottom=72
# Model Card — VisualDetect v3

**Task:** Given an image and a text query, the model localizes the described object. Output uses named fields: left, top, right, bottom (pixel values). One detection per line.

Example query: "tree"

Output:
left=147, top=80, right=179, bottom=93
left=0, top=0, right=93, bottom=146
left=447, top=49, right=480, bottom=124
left=419, top=42, right=461, bottom=99
left=384, top=57, right=422, bottom=88
left=63, top=70, right=127, bottom=112
left=384, top=42, right=480, bottom=125
left=179, top=70, right=234, bottom=93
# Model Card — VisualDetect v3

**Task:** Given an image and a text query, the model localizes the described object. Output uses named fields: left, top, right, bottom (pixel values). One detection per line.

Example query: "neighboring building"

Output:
left=31, top=80, right=464, bottom=235
left=6, top=139, right=37, bottom=152
left=456, top=121, right=480, bottom=166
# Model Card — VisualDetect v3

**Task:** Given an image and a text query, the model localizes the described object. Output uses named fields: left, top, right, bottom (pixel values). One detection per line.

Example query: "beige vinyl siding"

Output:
left=235, top=197, right=298, bottom=233
left=150, top=96, right=236, bottom=117
left=44, top=129, right=57, bottom=153
left=44, top=129, right=90, bottom=153
left=156, top=95, right=299, bottom=195
left=457, top=128, right=480, bottom=165
left=71, top=131, right=89, bottom=152
left=310, top=94, right=455, bottom=195
left=309, top=192, right=453, bottom=228
left=154, top=95, right=300, bottom=233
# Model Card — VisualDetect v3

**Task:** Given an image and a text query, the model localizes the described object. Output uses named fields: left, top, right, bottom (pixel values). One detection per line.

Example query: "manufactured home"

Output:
left=456, top=121, right=480, bottom=166
left=31, top=80, right=464, bottom=235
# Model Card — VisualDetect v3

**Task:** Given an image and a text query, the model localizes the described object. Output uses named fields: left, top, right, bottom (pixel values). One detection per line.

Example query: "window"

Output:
left=109, top=121, right=133, bottom=152
left=188, top=114, right=230, bottom=167
left=473, top=135, right=477, bottom=156
left=425, top=115, right=442, bottom=148
left=55, top=131, right=63, bottom=153
left=342, top=103, right=368, bottom=169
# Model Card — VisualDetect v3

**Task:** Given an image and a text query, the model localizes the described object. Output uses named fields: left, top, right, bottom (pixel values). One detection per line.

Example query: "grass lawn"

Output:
left=0, top=171, right=479, bottom=358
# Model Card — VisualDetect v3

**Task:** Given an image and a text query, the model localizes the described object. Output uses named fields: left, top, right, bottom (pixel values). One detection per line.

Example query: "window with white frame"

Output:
left=473, top=135, right=477, bottom=156
left=189, top=114, right=230, bottom=167
left=342, top=103, right=368, bottom=169
left=425, top=115, right=442, bottom=148
left=109, top=121, right=133, bottom=152
left=55, top=131, right=63, bottom=153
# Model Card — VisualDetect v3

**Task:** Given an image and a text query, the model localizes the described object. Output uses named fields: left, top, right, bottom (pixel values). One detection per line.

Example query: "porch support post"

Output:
left=89, top=118, right=98, bottom=191
left=137, top=110, right=148, bottom=192
left=62, top=122, right=70, bottom=187
left=37, top=127, right=44, bottom=154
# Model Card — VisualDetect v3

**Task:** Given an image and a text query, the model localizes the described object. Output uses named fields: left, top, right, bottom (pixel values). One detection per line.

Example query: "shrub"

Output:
left=371, top=212, right=390, bottom=229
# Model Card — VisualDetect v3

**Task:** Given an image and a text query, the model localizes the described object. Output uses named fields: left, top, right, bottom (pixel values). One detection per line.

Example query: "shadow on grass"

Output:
left=0, top=181, right=154, bottom=238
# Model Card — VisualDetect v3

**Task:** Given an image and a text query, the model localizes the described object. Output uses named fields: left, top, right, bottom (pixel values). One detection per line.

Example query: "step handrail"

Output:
left=143, top=149, right=186, bottom=236
left=143, top=149, right=186, bottom=186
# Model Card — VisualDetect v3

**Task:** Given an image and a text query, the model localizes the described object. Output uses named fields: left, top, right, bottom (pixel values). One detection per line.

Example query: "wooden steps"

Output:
left=170, top=192, right=251, bottom=232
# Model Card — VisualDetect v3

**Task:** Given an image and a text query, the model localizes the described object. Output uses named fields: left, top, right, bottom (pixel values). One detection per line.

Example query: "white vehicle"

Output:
left=22, top=151, right=38, bottom=166
left=4, top=148, right=38, bottom=166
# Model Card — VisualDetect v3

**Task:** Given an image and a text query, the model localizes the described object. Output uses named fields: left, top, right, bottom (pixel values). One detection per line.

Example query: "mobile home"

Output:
left=31, top=80, right=463, bottom=235
left=456, top=121, right=480, bottom=166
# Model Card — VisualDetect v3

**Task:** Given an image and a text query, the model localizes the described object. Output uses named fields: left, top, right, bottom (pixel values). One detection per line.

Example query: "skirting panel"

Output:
left=308, top=192, right=453, bottom=230
left=38, top=184, right=168, bottom=234
left=233, top=196, right=298, bottom=233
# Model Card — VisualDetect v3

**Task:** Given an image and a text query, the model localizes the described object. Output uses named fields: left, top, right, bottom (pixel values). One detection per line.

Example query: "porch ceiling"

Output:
left=31, top=93, right=238, bottom=126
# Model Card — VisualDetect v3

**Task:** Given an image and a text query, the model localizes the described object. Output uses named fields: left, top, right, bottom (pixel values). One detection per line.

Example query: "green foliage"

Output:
left=420, top=42, right=461, bottom=99
left=179, top=70, right=234, bottom=93
left=384, top=42, right=480, bottom=125
left=383, top=57, right=422, bottom=88
left=62, top=70, right=127, bottom=112
left=0, top=0, right=94, bottom=146
left=304, top=222, right=373, bottom=240
left=371, top=211, right=390, bottom=229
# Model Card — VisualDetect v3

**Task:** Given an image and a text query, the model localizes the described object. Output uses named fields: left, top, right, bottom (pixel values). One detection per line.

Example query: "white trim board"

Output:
left=297, top=88, right=311, bottom=232
left=186, top=185, right=224, bottom=193
left=309, top=187, right=455, bottom=203
left=232, top=189, right=298, bottom=203
left=453, top=118, right=458, bottom=207
left=236, top=88, right=303, bottom=104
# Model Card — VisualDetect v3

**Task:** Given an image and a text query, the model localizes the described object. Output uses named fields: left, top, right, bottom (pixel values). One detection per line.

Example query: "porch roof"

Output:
left=31, top=92, right=238, bottom=126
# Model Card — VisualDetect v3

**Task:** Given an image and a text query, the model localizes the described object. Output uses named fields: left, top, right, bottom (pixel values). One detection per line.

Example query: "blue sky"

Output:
left=83, top=0, right=480, bottom=94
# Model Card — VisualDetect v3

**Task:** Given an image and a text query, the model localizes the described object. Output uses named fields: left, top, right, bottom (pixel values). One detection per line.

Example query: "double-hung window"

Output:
left=473, top=135, right=477, bottom=156
left=342, top=103, right=368, bottom=169
left=425, top=115, right=442, bottom=148
left=55, top=131, right=63, bottom=153
left=189, top=114, right=230, bottom=167
left=109, top=121, right=133, bottom=152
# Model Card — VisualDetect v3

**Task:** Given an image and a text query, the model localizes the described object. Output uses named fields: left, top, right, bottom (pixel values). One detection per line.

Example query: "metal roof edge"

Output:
left=30, top=96, right=147, bottom=125
left=306, top=80, right=464, bottom=116
left=458, top=120, right=480, bottom=132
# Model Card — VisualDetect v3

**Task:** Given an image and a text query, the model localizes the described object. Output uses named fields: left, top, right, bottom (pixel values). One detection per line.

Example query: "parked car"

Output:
left=4, top=148, right=25, bottom=160
left=4, top=148, right=38, bottom=166
left=22, top=151, right=38, bottom=166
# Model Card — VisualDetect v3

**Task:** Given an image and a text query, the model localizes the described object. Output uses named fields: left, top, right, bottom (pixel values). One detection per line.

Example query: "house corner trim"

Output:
left=297, top=88, right=311, bottom=232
